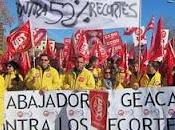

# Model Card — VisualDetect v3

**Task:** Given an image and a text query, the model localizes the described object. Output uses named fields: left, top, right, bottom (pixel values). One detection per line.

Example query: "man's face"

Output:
left=40, top=56, right=50, bottom=69
left=75, top=57, right=85, bottom=71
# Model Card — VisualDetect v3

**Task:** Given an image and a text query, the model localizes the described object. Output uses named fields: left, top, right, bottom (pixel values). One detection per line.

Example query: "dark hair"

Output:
left=6, top=61, right=19, bottom=70
left=39, top=53, right=50, bottom=60
left=89, top=56, right=98, bottom=64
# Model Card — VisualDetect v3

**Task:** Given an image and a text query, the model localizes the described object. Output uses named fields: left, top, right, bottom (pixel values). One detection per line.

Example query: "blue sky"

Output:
left=4, top=0, right=175, bottom=44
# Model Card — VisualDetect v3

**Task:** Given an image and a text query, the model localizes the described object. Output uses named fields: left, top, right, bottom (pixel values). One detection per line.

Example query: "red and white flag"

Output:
left=133, top=27, right=147, bottom=46
left=33, top=29, right=47, bottom=47
left=89, top=90, right=108, bottom=130
left=44, top=39, right=56, bottom=58
left=7, top=21, right=32, bottom=53
left=123, top=27, right=137, bottom=35
left=73, top=30, right=90, bottom=63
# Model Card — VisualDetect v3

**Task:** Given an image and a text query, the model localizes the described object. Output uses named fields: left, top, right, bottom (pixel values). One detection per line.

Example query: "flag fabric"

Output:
left=141, top=16, right=155, bottom=38
left=123, top=27, right=137, bottom=35
left=166, top=39, right=175, bottom=85
left=7, top=21, right=32, bottom=53
left=45, top=39, right=56, bottom=58
left=33, top=29, right=47, bottom=47
left=133, top=27, right=147, bottom=46
left=149, top=17, right=164, bottom=62
left=19, top=52, right=31, bottom=76
left=89, top=90, right=108, bottom=130
left=72, top=30, right=90, bottom=63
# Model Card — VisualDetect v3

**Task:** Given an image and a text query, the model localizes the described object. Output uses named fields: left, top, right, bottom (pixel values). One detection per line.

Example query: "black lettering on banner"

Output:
left=133, top=92, right=142, bottom=107
left=80, top=118, right=88, bottom=130
left=80, top=93, right=89, bottom=108
left=28, top=95, right=38, bottom=109
left=121, top=93, right=131, bottom=107
left=6, top=96, right=17, bottom=109
left=38, top=94, right=45, bottom=108
left=16, top=0, right=138, bottom=27
left=16, top=1, right=48, bottom=18
left=142, top=118, right=152, bottom=130
left=18, top=119, right=28, bottom=130
left=5, top=120, right=17, bottom=130
left=47, top=2, right=64, bottom=24
left=154, top=118, right=164, bottom=130
left=42, top=120, right=50, bottom=130
left=89, top=2, right=96, bottom=17
left=68, top=119, right=78, bottom=130
left=57, top=93, right=67, bottom=107
left=118, top=119, right=126, bottom=130
left=155, top=91, right=165, bottom=106
left=108, top=118, right=117, bottom=130
left=128, top=3, right=137, bottom=17
left=129, top=118, right=140, bottom=130
left=45, top=94, right=56, bottom=107
left=68, top=93, right=79, bottom=107
left=167, top=118, right=175, bottom=130
left=29, top=118, right=38, bottom=130
left=18, top=94, right=27, bottom=109
left=145, top=92, right=155, bottom=106
left=168, top=92, right=175, bottom=106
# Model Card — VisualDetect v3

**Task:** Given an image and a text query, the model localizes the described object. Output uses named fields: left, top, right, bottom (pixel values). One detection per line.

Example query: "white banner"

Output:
left=5, top=87, right=175, bottom=130
left=16, top=0, right=140, bottom=29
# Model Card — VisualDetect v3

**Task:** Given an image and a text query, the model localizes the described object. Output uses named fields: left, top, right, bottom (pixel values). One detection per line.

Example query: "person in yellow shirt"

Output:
left=0, top=75, right=5, bottom=129
left=140, top=62, right=161, bottom=87
left=64, top=56, right=95, bottom=90
left=86, top=56, right=102, bottom=90
left=3, top=61, right=24, bottom=91
left=129, top=63, right=142, bottom=89
left=25, top=54, right=61, bottom=91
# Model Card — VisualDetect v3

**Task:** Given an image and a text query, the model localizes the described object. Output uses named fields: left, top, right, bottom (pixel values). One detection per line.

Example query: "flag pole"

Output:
left=138, top=0, right=142, bottom=73
left=29, top=20, right=36, bottom=68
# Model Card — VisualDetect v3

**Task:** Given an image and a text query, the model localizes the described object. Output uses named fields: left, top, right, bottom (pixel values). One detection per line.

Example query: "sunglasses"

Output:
left=105, top=71, right=111, bottom=74
left=41, top=59, right=49, bottom=61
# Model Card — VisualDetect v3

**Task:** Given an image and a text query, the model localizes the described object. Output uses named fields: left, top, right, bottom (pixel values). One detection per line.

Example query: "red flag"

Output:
left=73, top=30, right=90, bottom=63
left=149, top=17, right=164, bottom=62
left=118, top=44, right=128, bottom=70
left=166, top=39, right=175, bottom=85
left=7, top=21, right=32, bottom=53
left=141, top=17, right=155, bottom=39
left=45, top=39, right=56, bottom=58
left=123, top=27, right=137, bottom=35
left=0, top=51, right=12, bottom=63
left=19, top=52, right=31, bottom=76
left=63, top=38, right=75, bottom=71
left=33, top=29, right=47, bottom=47
left=97, top=41, right=108, bottom=65
left=89, top=90, right=108, bottom=130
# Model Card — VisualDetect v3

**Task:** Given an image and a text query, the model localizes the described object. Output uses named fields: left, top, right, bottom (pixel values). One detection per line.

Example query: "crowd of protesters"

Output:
left=0, top=52, right=174, bottom=129
left=0, top=53, right=167, bottom=93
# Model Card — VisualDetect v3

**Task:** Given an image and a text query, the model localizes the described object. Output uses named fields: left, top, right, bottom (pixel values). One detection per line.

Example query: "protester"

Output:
left=102, top=67, right=116, bottom=90
left=64, top=56, right=95, bottom=90
left=0, top=75, right=5, bottom=129
left=24, top=53, right=61, bottom=90
left=86, top=56, right=102, bottom=89
left=140, top=61, right=161, bottom=87
left=3, top=61, right=24, bottom=91
left=129, top=62, right=142, bottom=89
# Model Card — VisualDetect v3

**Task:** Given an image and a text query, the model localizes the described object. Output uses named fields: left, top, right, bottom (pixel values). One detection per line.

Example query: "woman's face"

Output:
left=7, top=64, right=14, bottom=73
